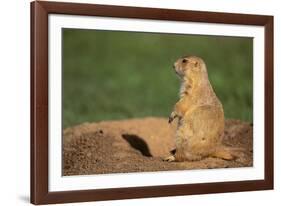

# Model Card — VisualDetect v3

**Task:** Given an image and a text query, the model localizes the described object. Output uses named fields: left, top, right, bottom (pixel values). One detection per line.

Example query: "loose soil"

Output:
left=63, top=117, right=253, bottom=176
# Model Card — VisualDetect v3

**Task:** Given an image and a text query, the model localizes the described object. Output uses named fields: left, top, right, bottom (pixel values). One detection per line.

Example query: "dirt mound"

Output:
left=63, top=117, right=253, bottom=176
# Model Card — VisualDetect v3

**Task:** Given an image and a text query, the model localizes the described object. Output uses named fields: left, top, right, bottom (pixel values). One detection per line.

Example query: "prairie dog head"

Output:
left=173, top=56, right=207, bottom=80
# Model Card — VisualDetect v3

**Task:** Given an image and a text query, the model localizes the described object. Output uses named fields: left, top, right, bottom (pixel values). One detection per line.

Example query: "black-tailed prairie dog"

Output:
left=164, top=55, right=234, bottom=162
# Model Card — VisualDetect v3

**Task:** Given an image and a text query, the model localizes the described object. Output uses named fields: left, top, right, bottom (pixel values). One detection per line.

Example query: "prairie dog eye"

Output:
left=182, top=59, right=188, bottom=63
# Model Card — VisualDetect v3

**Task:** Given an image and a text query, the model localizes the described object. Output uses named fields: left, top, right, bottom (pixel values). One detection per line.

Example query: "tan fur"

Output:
left=164, top=55, right=234, bottom=162
left=211, top=147, right=234, bottom=160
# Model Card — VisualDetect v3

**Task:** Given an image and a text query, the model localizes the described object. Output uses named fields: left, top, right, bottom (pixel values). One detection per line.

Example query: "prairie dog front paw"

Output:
left=168, top=112, right=177, bottom=123
left=163, top=155, right=176, bottom=162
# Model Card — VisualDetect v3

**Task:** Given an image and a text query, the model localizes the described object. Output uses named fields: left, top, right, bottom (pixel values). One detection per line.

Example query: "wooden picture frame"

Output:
left=31, top=0, right=274, bottom=204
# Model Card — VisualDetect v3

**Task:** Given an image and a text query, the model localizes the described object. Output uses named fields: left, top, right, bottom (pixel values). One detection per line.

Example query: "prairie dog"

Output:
left=164, top=55, right=234, bottom=162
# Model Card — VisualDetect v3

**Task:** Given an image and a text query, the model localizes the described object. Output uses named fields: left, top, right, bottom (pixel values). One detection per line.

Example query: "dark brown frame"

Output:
left=31, top=0, right=274, bottom=204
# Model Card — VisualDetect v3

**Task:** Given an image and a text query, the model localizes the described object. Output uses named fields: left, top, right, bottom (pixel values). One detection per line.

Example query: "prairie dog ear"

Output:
left=193, top=60, right=200, bottom=68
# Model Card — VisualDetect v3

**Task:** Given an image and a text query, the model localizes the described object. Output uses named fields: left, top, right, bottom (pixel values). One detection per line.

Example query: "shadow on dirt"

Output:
left=122, top=134, right=152, bottom=157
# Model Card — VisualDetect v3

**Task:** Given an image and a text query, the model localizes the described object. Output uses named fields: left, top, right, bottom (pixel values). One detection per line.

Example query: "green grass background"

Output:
left=63, top=29, right=253, bottom=128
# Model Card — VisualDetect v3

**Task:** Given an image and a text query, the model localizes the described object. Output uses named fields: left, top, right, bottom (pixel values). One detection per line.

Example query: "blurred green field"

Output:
left=63, top=29, right=253, bottom=128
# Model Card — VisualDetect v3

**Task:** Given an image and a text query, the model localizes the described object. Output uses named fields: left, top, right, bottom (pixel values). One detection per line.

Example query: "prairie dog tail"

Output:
left=211, top=146, right=245, bottom=160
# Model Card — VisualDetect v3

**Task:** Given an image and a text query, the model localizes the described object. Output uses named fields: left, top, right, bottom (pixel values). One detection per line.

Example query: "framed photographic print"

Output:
left=30, top=0, right=274, bottom=204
